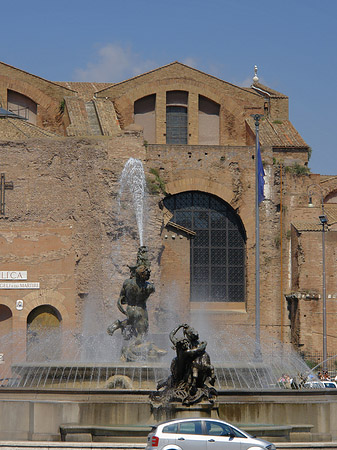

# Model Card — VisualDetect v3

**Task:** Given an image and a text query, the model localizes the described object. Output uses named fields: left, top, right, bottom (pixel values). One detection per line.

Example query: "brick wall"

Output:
left=0, top=133, right=156, bottom=360
left=97, top=63, right=267, bottom=146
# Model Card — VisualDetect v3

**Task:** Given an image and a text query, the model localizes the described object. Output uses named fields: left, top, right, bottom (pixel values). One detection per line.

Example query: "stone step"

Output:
left=85, top=101, right=102, bottom=135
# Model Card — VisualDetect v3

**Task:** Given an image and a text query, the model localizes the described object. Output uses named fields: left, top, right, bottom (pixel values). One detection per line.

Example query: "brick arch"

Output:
left=0, top=303, right=14, bottom=377
left=166, top=177, right=233, bottom=206
left=0, top=75, right=62, bottom=112
left=16, top=289, right=69, bottom=325
left=113, top=79, right=249, bottom=145
left=0, top=303, right=13, bottom=322
left=0, top=295, right=13, bottom=311
left=165, top=177, right=251, bottom=239
left=119, top=79, right=238, bottom=115
left=320, top=178, right=337, bottom=201
left=325, top=190, right=337, bottom=203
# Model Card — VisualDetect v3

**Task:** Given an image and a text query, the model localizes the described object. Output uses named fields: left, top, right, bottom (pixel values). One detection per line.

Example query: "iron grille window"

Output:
left=164, top=191, right=246, bottom=302
left=166, top=106, right=187, bottom=144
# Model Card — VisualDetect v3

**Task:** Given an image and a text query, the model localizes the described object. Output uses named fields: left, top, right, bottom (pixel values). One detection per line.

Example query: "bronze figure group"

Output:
left=107, top=246, right=216, bottom=405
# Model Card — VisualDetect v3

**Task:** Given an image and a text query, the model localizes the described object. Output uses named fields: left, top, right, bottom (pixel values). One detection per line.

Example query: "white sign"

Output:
left=0, top=271, right=27, bottom=280
left=0, top=282, right=40, bottom=289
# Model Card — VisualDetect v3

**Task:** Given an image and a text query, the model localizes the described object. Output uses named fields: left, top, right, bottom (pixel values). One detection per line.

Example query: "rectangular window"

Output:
left=166, top=106, right=187, bottom=144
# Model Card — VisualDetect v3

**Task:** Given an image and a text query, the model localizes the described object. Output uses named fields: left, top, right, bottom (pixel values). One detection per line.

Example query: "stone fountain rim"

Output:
left=11, top=361, right=277, bottom=369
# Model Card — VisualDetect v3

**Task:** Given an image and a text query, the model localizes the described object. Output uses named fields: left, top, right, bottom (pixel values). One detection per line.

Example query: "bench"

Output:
left=60, top=424, right=152, bottom=442
left=238, top=424, right=314, bottom=442
left=60, top=423, right=315, bottom=443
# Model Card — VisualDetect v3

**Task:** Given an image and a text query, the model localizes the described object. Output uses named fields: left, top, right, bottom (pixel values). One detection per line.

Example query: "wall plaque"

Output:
left=0, top=282, right=40, bottom=289
left=0, top=271, right=27, bottom=280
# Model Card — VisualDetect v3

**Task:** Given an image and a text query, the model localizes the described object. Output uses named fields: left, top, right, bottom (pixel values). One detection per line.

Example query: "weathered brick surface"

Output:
left=0, top=134, right=158, bottom=365
left=0, top=60, right=336, bottom=361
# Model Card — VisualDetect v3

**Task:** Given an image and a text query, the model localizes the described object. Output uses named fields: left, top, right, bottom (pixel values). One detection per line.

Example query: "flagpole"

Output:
left=253, top=113, right=263, bottom=361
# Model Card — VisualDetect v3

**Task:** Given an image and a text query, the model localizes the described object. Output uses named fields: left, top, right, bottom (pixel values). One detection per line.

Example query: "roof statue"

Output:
left=253, top=65, right=259, bottom=83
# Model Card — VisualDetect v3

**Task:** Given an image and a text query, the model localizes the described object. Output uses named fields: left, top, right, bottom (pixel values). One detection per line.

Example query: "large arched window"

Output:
left=164, top=191, right=246, bottom=302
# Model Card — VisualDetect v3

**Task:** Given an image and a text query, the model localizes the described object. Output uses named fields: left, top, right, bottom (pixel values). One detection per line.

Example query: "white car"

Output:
left=304, top=381, right=325, bottom=389
left=322, top=381, right=337, bottom=388
left=146, top=418, right=276, bottom=450
left=304, top=380, right=337, bottom=389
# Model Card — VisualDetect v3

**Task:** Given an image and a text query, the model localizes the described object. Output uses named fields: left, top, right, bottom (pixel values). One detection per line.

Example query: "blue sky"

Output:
left=1, top=0, right=336, bottom=175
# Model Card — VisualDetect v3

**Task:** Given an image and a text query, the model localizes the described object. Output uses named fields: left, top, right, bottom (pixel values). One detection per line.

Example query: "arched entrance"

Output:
left=0, top=305, right=13, bottom=379
left=164, top=191, right=246, bottom=302
left=27, top=305, right=62, bottom=361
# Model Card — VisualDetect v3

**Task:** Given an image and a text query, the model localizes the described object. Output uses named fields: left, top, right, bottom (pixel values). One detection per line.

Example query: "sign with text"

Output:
left=0, top=271, right=27, bottom=280
left=0, top=282, right=40, bottom=289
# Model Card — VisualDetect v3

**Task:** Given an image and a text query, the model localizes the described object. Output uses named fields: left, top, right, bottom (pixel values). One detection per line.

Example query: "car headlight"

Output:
left=266, top=444, right=276, bottom=450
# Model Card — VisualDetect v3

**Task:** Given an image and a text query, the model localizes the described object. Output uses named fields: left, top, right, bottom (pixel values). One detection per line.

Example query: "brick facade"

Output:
left=0, top=60, right=336, bottom=369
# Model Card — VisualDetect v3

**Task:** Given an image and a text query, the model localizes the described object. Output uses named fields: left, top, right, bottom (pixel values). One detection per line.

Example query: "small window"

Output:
left=162, top=423, right=178, bottom=433
left=167, top=91, right=188, bottom=107
left=179, top=421, right=203, bottom=435
left=229, top=427, right=246, bottom=438
left=205, top=421, right=231, bottom=436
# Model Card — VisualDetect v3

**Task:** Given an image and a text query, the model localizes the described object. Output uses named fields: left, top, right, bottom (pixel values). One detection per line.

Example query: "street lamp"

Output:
left=308, top=185, right=328, bottom=371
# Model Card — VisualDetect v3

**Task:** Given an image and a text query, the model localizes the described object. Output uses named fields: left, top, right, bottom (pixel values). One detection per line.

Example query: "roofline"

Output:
left=95, top=61, right=262, bottom=97
left=320, top=175, right=337, bottom=184
left=251, top=82, right=288, bottom=98
left=3, top=117, right=58, bottom=138
left=0, top=60, right=77, bottom=94
left=272, top=147, right=309, bottom=151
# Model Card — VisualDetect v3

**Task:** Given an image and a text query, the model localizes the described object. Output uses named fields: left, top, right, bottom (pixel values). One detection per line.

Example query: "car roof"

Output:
left=156, top=418, right=230, bottom=426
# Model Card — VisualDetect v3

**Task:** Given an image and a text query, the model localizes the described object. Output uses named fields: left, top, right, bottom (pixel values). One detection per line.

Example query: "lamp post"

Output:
left=253, top=113, right=263, bottom=361
left=308, top=185, right=328, bottom=371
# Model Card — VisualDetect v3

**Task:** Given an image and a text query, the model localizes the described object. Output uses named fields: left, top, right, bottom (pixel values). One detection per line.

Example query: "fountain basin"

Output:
left=7, top=361, right=282, bottom=390
left=0, top=388, right=336, bottom=442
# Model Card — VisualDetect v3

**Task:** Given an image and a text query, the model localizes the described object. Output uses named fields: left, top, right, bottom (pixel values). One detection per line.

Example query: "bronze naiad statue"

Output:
left=150, top=324, right=217, bottom=406
left=107, top=246, right=166, bottom=362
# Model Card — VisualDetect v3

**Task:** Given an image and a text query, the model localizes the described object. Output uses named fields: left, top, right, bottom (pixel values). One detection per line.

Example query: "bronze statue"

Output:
left=107, top=263, right=154, bottom=340
left=151, top=324, right=217, bottom=406
left=107, top=246, right=166, bottom=361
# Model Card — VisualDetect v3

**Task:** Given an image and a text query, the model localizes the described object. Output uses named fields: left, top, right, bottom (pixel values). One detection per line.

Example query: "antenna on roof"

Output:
left=253, top=65, right=259, bottom=84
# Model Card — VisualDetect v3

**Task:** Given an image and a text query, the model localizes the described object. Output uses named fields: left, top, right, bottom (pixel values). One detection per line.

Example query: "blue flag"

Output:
left=257, top=142, right=265, bottom=203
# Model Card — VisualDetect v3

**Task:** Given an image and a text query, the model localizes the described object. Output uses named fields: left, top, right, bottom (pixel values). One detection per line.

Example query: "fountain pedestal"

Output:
left=151, top=402, right=219, bottom=422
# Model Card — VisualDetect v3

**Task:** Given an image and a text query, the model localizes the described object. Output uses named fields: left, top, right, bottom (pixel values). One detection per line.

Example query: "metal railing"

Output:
left=302, top=352, right=337, bottom=376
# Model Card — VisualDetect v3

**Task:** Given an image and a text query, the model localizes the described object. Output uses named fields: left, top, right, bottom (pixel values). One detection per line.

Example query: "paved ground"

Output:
left=1, top=442, right=337, bottom=450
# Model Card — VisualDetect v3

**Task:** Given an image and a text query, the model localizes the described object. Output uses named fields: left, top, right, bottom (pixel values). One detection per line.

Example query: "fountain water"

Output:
left=0, top=158, right=315, bottom=391
left=118, top=157, right=147, bottom=247
left=0, top=325, right=315, bottom=390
